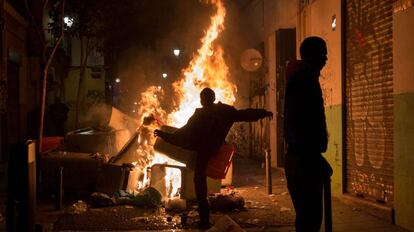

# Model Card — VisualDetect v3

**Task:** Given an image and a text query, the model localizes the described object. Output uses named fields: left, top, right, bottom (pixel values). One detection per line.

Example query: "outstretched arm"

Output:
left=233, top=108, right=273, bottom=122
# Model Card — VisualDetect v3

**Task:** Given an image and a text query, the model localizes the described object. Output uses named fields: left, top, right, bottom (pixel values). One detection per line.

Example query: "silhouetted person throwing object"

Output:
left=155, top=87, right=273, bottom=229
left=284, top=36, right=333, bottom=232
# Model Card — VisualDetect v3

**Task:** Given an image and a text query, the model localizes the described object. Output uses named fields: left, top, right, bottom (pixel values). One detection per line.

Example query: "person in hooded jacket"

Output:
left=155, top=87, right=273, bottom=229
left=284, top=36, right=333, bottom=232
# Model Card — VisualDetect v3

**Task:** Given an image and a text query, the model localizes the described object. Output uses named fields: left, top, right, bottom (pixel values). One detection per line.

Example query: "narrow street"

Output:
left=1, top=0, right=414, bottom=231
left=1, top=157, right=398, bottom=231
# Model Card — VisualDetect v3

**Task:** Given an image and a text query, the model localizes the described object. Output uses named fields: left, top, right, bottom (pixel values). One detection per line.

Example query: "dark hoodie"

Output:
left=284, top=60, right=328, bottom=154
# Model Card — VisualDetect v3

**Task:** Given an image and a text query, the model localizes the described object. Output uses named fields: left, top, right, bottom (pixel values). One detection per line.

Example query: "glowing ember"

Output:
left=134, top=0, right=235, bottom=198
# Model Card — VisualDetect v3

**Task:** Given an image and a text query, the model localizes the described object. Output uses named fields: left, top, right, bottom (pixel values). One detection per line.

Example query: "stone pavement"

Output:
left=230, top=157, right=409, bottom=232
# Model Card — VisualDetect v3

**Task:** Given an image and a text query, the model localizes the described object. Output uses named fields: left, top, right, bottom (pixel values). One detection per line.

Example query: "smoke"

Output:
left=82, top=103, right=138, bottom=135
left=111, top=0, right=258, bottom=114
left=113, top=0, right=213, bottom=114
left=220, top=0, right=261, bottom=109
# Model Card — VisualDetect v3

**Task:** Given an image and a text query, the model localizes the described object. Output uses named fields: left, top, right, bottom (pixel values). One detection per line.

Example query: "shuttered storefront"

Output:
left=345, top=0, right=394, bottom=205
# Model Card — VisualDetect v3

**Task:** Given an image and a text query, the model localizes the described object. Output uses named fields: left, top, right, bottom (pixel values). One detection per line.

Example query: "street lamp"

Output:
left=115, top=78, right=121, bottom=83
left=173, top=49, right=180, bottom=57
left=162, top=73, right=168, bottom=79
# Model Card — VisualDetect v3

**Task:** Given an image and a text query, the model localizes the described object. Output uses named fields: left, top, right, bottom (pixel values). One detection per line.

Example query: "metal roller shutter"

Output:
left=345, top=0, right=394, bottom=205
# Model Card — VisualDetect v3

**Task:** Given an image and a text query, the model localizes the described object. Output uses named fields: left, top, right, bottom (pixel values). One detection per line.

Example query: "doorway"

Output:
left=275, top=28, right=296, bottom=167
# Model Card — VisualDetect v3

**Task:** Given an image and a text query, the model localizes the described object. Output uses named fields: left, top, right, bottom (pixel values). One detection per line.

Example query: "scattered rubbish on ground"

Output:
left=220, top=185, right=235, bottom=194
left=71, top=200, right=88, bottom=214
left=208, top=215, right=245, bottom=232
left=131, top=216, right=148, bottom=223
left=187, top=210, right=199, bottom=217
left=244, top=200, right=271, bottom=209
left=115, top=187, right=162, bottom=208
left=246, top=218, right=261, bottom=226
left=252, top=218, right=260, bottom=224
left=90, top=192, right=115, bottom=208
left=165, top=197, right=187, bottom=212
left=209, top=192, right=245, bottom=211
left=180, top=213, right=188, bottom=226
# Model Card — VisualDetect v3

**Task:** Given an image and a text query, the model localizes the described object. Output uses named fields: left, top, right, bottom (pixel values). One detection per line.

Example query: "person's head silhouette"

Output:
left=300, top=36, right=327, bottom=71
left=200, top=88, right=215, bottom=107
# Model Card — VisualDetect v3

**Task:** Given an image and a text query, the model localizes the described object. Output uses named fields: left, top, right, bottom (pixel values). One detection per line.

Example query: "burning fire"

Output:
left=134, top=0, right=236, bottom=198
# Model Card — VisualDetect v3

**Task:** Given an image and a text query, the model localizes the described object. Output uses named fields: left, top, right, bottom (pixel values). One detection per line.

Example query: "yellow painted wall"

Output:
left=298, top=0, right=344, bottom=196
left=64, top=67, right=105, bottom=131
left=393, top=6, right=414, bottom=231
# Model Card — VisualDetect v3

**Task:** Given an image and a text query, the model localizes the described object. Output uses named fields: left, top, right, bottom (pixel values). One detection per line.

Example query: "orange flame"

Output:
left=169, top=0, right=236, bottom=126
left=135, top=0, right=235, bottom=198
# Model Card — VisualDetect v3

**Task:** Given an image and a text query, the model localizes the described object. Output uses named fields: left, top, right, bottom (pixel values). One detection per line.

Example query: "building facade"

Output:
left=243, top=0, right=414, bottom=230
left=0, top=1, right=30, bottom=162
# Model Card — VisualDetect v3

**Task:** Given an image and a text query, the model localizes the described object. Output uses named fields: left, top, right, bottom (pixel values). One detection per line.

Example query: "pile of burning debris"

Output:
left=39, top=104, right=237, bottom=209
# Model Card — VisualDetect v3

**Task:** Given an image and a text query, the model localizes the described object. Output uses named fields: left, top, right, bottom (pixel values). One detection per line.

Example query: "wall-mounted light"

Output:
left=331, top=15, right=337, bottom=31
left=162, top=73, right=168, bottom=79
left=115, top=78, right=121, bottom=83
left=173, top=49, right=180, bottom=57
left=64, top=16, right=74, bottom=28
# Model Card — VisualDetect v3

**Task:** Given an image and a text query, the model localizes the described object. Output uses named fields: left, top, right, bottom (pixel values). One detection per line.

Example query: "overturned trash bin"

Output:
left=153, top=125, right=235, bottom=200
left=154, top=125, right=235, bottom=179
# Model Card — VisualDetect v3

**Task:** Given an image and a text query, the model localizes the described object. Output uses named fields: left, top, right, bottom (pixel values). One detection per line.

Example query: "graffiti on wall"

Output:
left=393, top=0, right=414, bottom=13
left=346, top=0, right=394, bottom=204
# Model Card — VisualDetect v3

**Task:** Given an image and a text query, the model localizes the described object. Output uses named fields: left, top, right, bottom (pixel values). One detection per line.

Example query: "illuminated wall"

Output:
left=393, top=5, right=414, bottom=231
left=298, top=0, right=343, bottom=196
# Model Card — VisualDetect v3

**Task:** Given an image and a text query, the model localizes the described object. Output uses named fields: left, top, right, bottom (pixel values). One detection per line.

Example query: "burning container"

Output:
left=65, top=105, right=138, bottom=159
left=154, top=125, right=234, bottom=179
left=152, top=125, right=234, bottom=199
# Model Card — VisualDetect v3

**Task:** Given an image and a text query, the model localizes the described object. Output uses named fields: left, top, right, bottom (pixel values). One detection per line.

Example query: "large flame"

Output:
left=169, top=0, right=236, bottom=126
left=134, top=0, right=235, bottom=198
